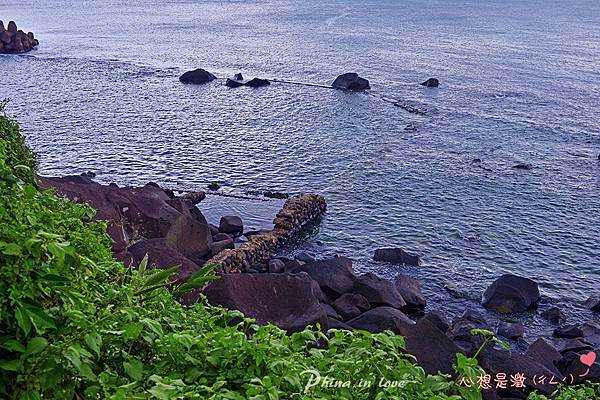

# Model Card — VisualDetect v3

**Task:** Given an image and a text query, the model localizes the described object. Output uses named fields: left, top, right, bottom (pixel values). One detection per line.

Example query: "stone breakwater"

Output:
left=208, top=194, right=327, bottom=274
left=0, top=20, right=38, bottom=54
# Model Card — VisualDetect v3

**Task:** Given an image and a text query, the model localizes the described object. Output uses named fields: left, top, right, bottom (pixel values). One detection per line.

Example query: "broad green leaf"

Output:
left=25, top=337, right=48, bottom=355
left=0, top=359, right=21, bottom=371
left=84, top=333, right=102, bottom=356
left=123, top=358, right=144, bottom=381
left=15, top=306, right=31, bottom=336
left=63, top=346, right=82, bottom=369
left=1, top=243, right=21, bottom=256
left=142, top=266, right=179, bottom=289
left=0, top=339, right=26, bottom=353
left=123, top=322, right=143, bottom=340
left=140, top=318, right=163, bottom=336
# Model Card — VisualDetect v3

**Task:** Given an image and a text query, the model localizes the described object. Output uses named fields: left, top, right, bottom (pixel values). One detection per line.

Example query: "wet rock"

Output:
left=346, top=306, right=414, bottom=335
left=0, top=21, right=38, bottom=54
left=219, top=215, right=243, bottom=235
left=286, top=257, right=356, bottom=299
left=353, top=272, right=406, bottom=309
left=207, top=182, right=220, bottom=190
left=225, top=78, right=245, bottom=88
left=283, top=259, right=303, bottom=273
left=585, top=295, right=600, bottom=312
left=295, top=251, right=316, bottom=263
left=333, top=293, right=370, bottom=320
left=373, top=248, right=420, bottom=266
left=263, top=190, right=289, bottom=199
left=7, top=21, right=17, bottom=32
left=553, top=324, right=584, bottom=339
left=404, top=319, right=460, bottom=375
left=497, top=320, right=525, bottom=339
left=179, top=68, right=216, bottom=84
left=420, top=78, right=439, bottom=87
left=449, top=310, right=490, bottom=355
left=209, top=224, right=219, bottom=236
left=580, top=320, right=600, bottom=346
left=179, top=191, right=206, bottom=204
left=328, top=318, right=352, bottom=330
left=551, top=338, right=594, bottom=354
left=525, top=338, right=563, bottom=377
left=213, top=232, right=232, bottom=241
left=541, top=306, right=566, bottom=324
left=332, top=73, right=370, bottom=91
left=202, top=273, right=328, bottom=333
left=512, top=163, right=533, bottom=170
left=422, top=310, right=450, bottom=333
left=209, top=238, right=235, bottom=256
left=482, top=274, right=540, bottom=313
left=233, top=72, right=243, bottom=80
left=394, top=274, right=426, bottom=309
left=267, top=258, right=285, bottom=273
left=245, top=77, right=270, bottom=87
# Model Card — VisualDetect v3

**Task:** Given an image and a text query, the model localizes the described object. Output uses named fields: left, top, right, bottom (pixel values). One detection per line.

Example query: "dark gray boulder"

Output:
left=245, top=77, right=270, bottom=87
left=422, top=310, right=450, bottom=333
left=287, top=257, right=356, bottom=299
left=585, top=295, right=600, bottom=312
left=333, top=293, right=370, bottom=320
left=525, top=338, right=563, bottom=377
left=267, top=258, right=285, bottom=273
left=353, top=272, right=406, bottom=309
left=332, top=73, right=370, bottom=91
left=202, top=273, right=328, bottom=333
left=404, top=319, right=461, bottom=375
left=165, top=214, right=213, bottom=261
left=497, top=320, right=525, bottom=339
left=420, top=78, right=439, bottom=87
left=541, top=306, right=566, bottom=324
left=233, top=72, right=244, bottom=80
left=225, top=78, right=244, bottom=87
left=208, top=238, right=235, bottom=256
left=219, top=215, right=243, bottom=235
left=179, top=68, right=216, bottom=84
left=373, top=248, right=420, bottom=266
left=482, top=274, right=540, bottom=313
left=346, top=306, right=414, bottom=335
left=394, top=274, right=426, bottom=308
left=553, top=324, right=584, bottom=339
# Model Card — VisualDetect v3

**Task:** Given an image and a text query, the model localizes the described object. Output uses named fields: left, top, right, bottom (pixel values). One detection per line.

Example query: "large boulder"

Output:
left=346, top=306, right=414, bottom=335
left=481, top=274, right=540, bottom=313
left=353, top=272, right=406, bottom=309
left=225, top=78, right=244, bottom=88
left=332, top=73, right=370, bottom=91
left=525, top=338, right=563, bottom=377
left=179, top=68, right=216, bottom=84
left=202, top=273, right=328, bottom=332
left=245, top=77, right=270, bottom=87
left=219, top=215, right=243, bottom=235
left=585, top=295, right=600, bottom=312
left=373, top=248, right=420, bottom=266
left=420, top=78, right=439, bottom=87
left=394, top=274, right=426, bottom=308
left=287, top=257, right=356, bottom=299
left=164, top=214, right=212, bottom=262
left=403, top=319, right=461, bottom=375
left=332, top=293, right=370, bottom=320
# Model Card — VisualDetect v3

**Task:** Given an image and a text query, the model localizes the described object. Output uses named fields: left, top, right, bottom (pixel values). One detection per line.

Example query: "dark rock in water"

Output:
left=207, top=181, right=220, bottom=190
left=482, top=274, right=540, bottom=313
left=512, top=163, right=533, bottom=170
left=263, top=190, right=289, bottom=199
left=295, top=251, right=316, bottom=263
left=209, top=238, right=235, bottom=256
left=580, top=320, right=600, bottom=347
left=7, top=21, right=17, bottom=32
left=448, top=310, right=490, bottom=355
left=179, top=68, right=216, bottom=84
left=353, top=272, right=406, bottom=309
left=394, top=274, right=426, bottom=309
left=404, top=319, right=460, bottom=375
left=179, top=191, right=206, bottom=205
left=219, top=215, right=243, bottom=235
left=233, top=72, right=243, bottom=80
left=267, top=258, right=285, bottom=273
left=245, top=77, right=270, bottom=87
left=287, top=257, right=356, bottom=299
left=225, top=78, right=245, bottom=88
left=420, top=78, right=439, bottom=87
left=332, top=73, right=370, bottom=91
left=0, top=21, right=38, bottom=54
left=346, top=306, right=414, bottom=335
left=525, top=338, right=563, bottom=377
left=553, top=324, right=584, bottom=339
left=212, top=232, right=231, bottom=242
left=422, top=310, right=450, bottom=333
left=541, top=306, right=566, bottom=324
left=333, top=293, right=370, bottom=320
left=373, top=248, right=420, bottom=266
left=585, top=295, right=600, bottom=312
left=203, top=273, right=328, bottom=333
left=497, top=320, right=525, bottom=339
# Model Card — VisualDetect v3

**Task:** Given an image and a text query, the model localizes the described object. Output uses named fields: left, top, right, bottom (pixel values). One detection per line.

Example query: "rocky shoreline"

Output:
left=0, top=20, right=38, bottom=54
left=39, top=174, right=599, bottom=399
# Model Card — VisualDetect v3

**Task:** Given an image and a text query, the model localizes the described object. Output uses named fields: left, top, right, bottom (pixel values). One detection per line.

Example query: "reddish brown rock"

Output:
left=353, top=272, right=406, bottom=309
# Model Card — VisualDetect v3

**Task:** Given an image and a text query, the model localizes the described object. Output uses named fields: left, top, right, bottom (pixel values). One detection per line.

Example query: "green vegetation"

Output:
left=0, top=109, right=598, bottom=399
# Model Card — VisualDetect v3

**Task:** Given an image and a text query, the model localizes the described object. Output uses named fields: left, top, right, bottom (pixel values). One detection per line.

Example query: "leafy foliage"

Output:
left=0, top=112, right=597, bottom=399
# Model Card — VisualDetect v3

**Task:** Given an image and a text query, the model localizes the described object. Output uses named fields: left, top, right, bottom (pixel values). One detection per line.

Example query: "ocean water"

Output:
left=2, top=0, right=599, bottom=340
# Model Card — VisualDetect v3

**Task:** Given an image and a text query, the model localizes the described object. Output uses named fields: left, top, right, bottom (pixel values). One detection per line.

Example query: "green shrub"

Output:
left=0, top=112, right=597, bottom=399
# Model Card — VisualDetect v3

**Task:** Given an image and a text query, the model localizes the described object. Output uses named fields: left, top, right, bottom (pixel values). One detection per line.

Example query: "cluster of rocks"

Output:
left=38, top=174, right=325, bottom=303
left=225, top=73, right=270, bottom=88
left=0, top=20, right=38, bottom=54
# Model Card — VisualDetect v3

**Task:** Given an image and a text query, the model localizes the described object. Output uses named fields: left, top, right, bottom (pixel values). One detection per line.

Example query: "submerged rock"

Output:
left=233, top=72, right=244, bottom=80
left=482, top=274, right=540, bottom=313
left=420, top=78, right=439, bottom=87
left=332, top=73, right=370, bottom=91
left=585, top=295, right=600, bottom=312
left=373, top=248, right=420, bottom=266
left=225, top=78, right=245, bottom=88
left=512, top=163, right=533, bottom=170
left=541, top=306, right=567, bottom=324
left=245, top=77, right=270, bottom=87
left=179, top=68, right=216, bottom=84
left=497, top=320, right=525, bottom=339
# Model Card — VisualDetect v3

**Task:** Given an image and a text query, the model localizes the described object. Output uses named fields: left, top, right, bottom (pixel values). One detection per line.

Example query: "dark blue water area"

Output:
left=1, top=0, right=599, bottom=340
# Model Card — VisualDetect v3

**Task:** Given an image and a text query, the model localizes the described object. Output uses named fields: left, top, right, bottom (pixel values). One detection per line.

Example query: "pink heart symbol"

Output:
left=580, top=351, right=596, bottom=367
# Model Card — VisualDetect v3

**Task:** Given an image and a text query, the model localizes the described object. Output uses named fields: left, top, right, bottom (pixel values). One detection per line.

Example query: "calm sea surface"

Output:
left=2, top=0, right=599, bottom=340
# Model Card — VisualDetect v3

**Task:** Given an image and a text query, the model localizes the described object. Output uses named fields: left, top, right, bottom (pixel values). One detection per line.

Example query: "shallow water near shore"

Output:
left=1, top=0, right=599, bottom=340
